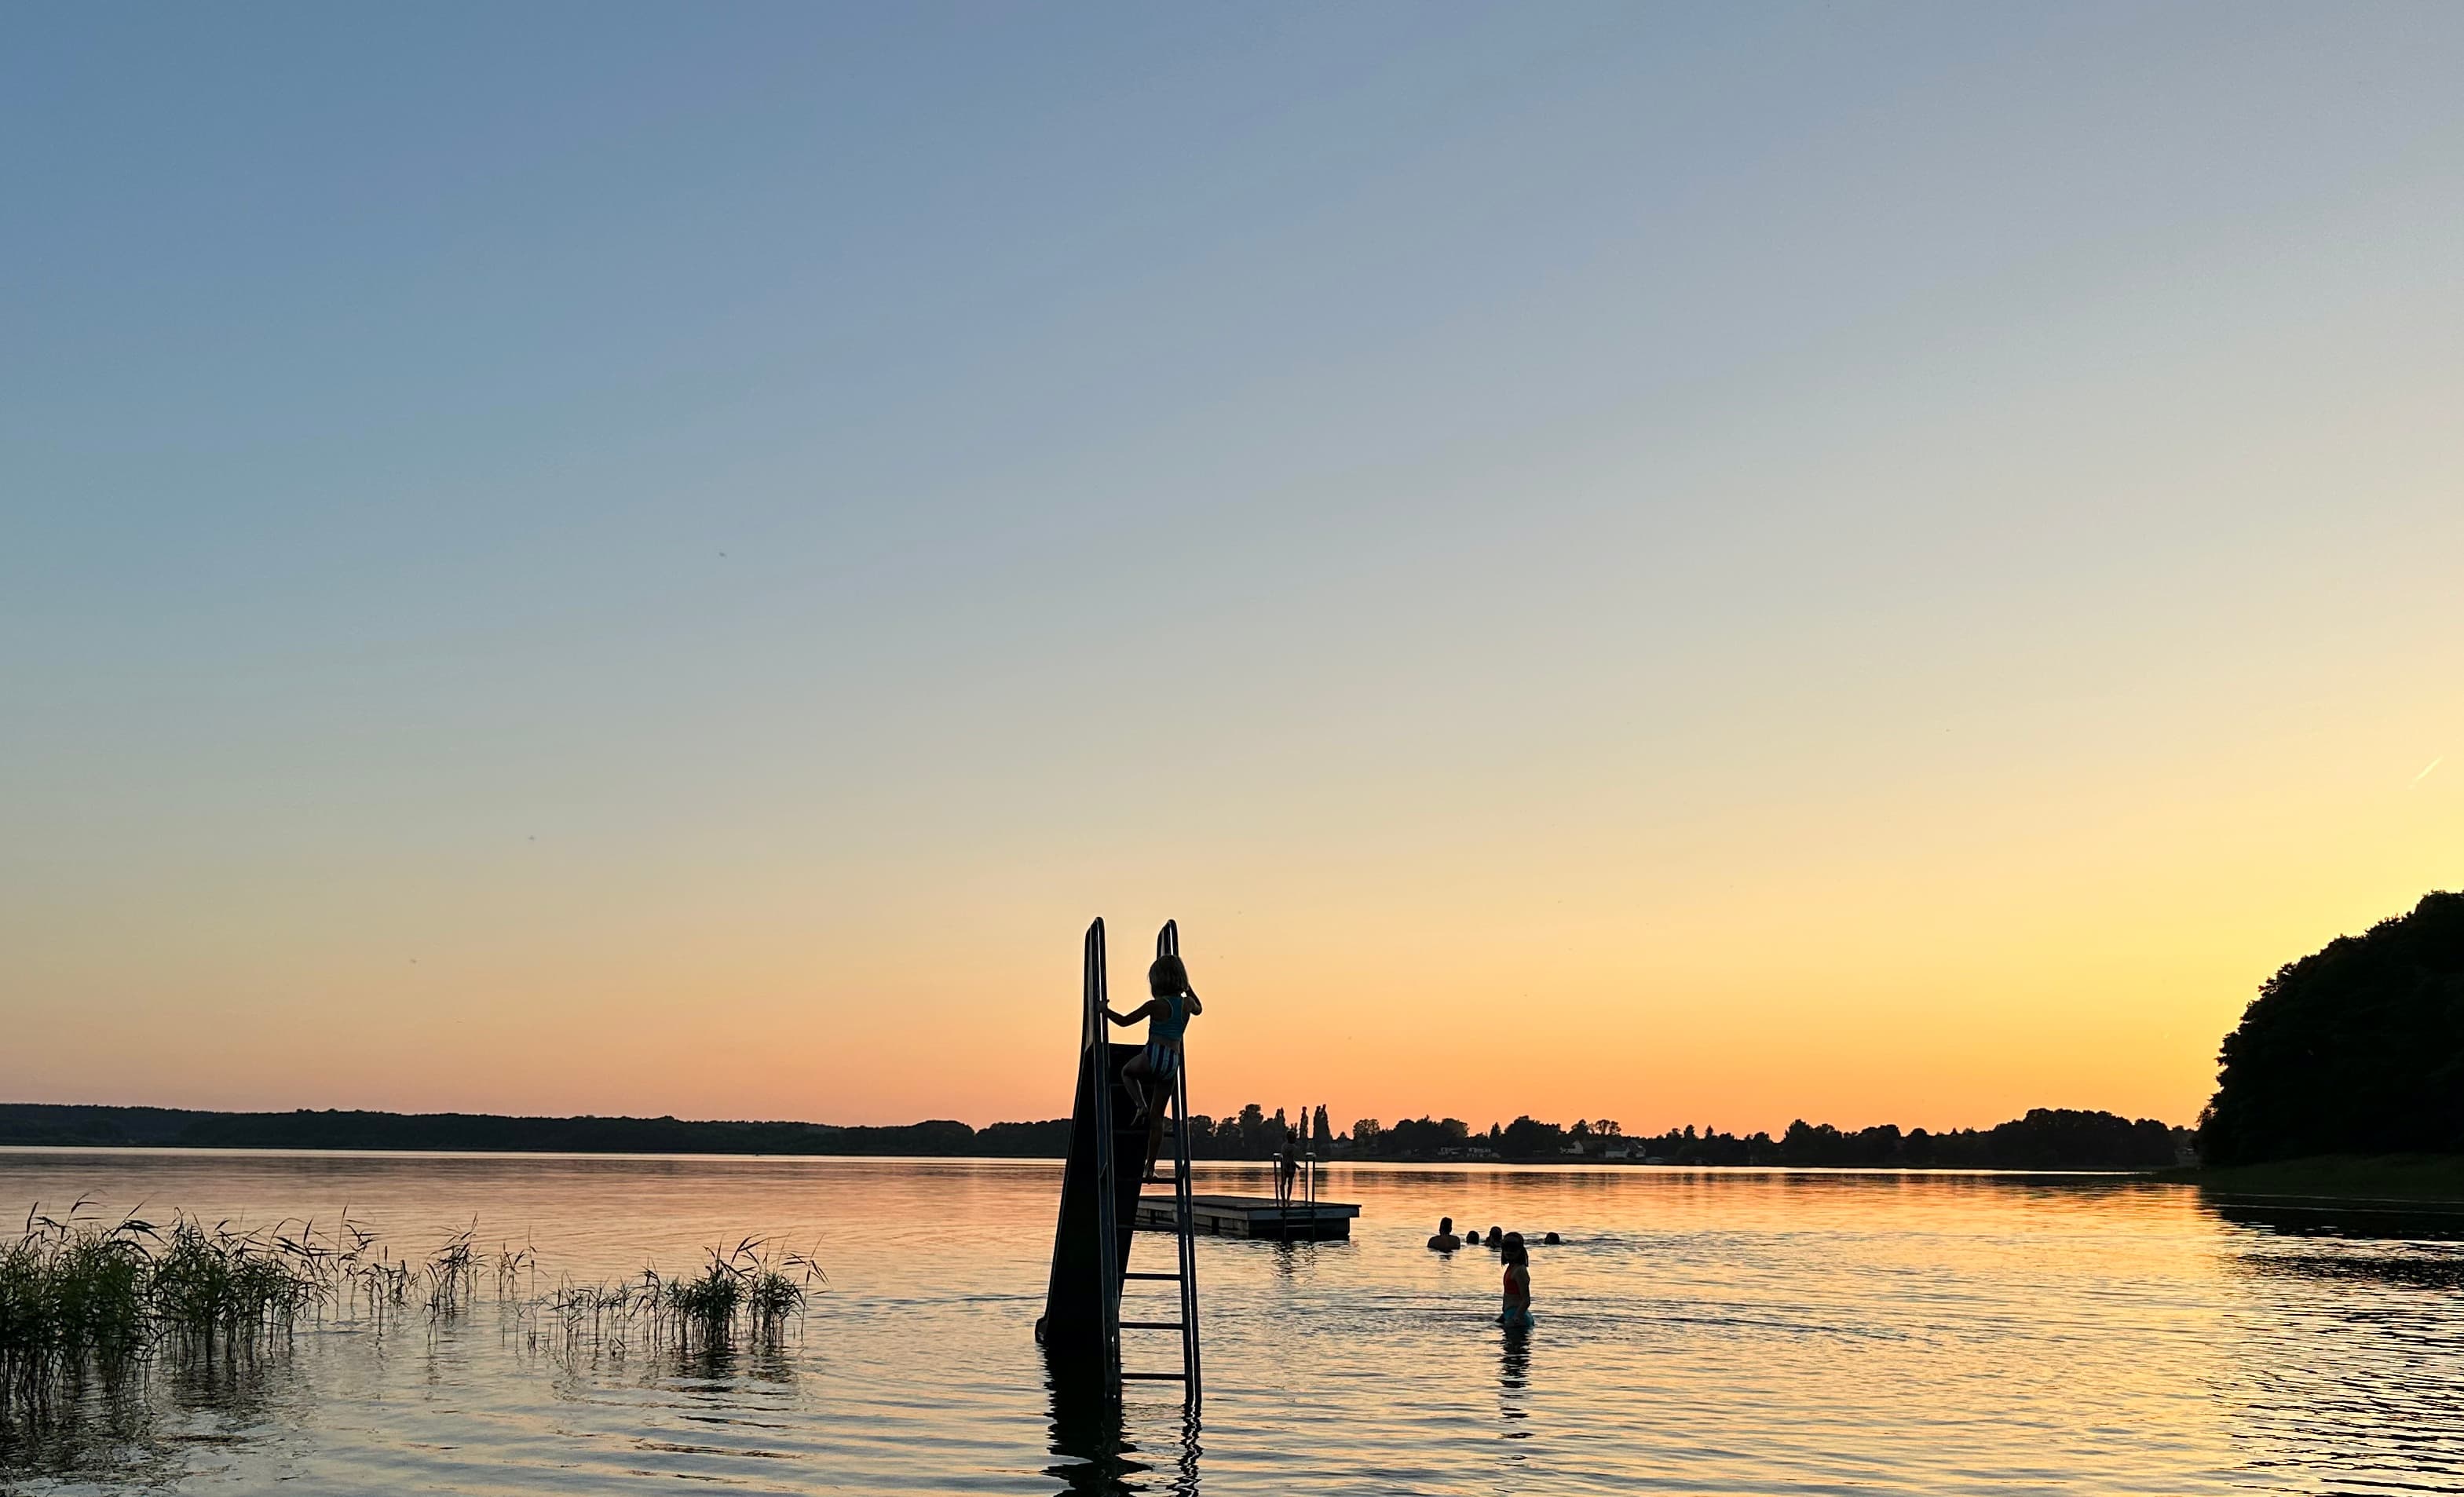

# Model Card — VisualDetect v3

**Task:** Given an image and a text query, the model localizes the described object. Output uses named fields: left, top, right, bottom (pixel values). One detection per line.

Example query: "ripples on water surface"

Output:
left=2, top=1151, right=2459, bottom=1495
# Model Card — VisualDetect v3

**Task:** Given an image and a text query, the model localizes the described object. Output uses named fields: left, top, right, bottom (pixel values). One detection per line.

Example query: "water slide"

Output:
left=1035, top=918, right=1179, bottom=1379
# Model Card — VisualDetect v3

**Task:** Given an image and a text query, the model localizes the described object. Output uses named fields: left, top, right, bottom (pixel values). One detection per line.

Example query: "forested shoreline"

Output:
left=0, top=1101, right=2186, bottom=1170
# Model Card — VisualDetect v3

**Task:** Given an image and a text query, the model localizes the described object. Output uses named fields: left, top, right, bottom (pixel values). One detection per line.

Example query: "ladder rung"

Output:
left=1123, top=1272, right=1181, bottom=1280
left=1121, top=1371, right=1186, bottom=1381
left=1120, top=1320, right=1184, bottom=1330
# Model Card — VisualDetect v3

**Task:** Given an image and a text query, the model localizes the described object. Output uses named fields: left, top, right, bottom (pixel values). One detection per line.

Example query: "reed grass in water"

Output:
left=665, top=1240, right=821, bottom=1346
left=2, top=1202, right=824, bottom=1422
left=518, top=1239, right=822, bottom=1367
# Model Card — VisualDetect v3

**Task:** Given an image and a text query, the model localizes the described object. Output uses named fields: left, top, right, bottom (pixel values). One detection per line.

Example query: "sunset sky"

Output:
left=6, top=4, right=2461, bottom=1135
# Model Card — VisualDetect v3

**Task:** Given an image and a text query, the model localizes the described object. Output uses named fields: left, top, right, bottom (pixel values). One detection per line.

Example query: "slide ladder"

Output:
left=1121, top=920, right=1202, bottom=1404
left=1036, top=918, right=1202, bottom=1411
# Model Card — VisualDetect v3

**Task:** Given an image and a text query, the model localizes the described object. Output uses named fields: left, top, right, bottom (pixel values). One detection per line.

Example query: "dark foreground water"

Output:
left=2, top=1151, right=2460, bottom=1495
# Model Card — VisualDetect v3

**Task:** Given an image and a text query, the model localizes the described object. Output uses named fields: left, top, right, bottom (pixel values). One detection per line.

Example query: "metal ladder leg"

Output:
left=1174, top=1060, right=1202, bottom=1409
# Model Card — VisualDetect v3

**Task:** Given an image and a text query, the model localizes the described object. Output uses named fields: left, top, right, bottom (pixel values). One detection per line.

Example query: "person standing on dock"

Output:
left=1275, top=1125, right=1300, bottom=1210
left=1106, top=952, right=1201, bottom=1126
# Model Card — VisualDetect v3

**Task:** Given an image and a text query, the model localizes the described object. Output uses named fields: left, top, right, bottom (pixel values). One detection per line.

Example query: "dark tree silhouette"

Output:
left=1498, top=1115, right=1565, bottom=1160
left=2200, top=890, right=2464, bottom=1165
left=1383, top=1116, right=1470, bottom=1156
left=1982, top=1110, right=2175, bottom=1170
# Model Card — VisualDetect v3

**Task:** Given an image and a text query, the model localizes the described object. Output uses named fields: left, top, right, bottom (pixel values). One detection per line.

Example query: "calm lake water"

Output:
left=2, top=1150, right=2460, bottom=1495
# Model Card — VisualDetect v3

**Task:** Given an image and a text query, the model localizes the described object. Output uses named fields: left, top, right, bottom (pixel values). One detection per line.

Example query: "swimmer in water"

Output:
left=1499, top=1232, right=1533, bottom=1330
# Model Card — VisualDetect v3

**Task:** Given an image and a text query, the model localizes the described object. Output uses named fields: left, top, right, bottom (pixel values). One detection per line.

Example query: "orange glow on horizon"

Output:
left=10, top=710, right=2455, bottom=1138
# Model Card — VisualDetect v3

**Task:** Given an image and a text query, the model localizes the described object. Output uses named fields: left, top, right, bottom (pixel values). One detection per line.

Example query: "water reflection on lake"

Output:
left=2, top=1149, right=2459, bottom=1495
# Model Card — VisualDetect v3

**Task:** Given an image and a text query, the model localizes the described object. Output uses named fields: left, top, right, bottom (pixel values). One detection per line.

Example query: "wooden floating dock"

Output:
left=1133, top=1193, right=1361, bottom=1240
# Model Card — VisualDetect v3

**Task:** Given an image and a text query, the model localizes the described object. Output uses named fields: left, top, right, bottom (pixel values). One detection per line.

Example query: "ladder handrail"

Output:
left=1085, top=919, right=1120, bottom=1390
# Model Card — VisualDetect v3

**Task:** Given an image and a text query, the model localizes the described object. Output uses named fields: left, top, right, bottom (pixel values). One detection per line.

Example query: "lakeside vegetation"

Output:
left=0, top=1201, right=821, bottom=1426
left=2199, top=890, right=2463, bottom=1166
left=2173, top=888, right=2464, bottom=1203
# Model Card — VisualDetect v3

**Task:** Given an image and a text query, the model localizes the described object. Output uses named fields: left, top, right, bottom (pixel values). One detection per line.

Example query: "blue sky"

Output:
left=5, top=4, right=2461, bottom=1126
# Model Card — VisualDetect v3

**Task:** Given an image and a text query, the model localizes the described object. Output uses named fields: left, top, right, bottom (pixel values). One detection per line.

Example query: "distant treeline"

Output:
left=1326, top=1107, right=2188, bottom=1170
left=0, top=1104, right=1070, bottom=1159
left=2, top=1102, right=2186, bottom=1170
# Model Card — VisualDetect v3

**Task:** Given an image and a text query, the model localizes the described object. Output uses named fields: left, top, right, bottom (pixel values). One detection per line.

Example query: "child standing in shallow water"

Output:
left=1499, top=1232, right=1533, bottom=1330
